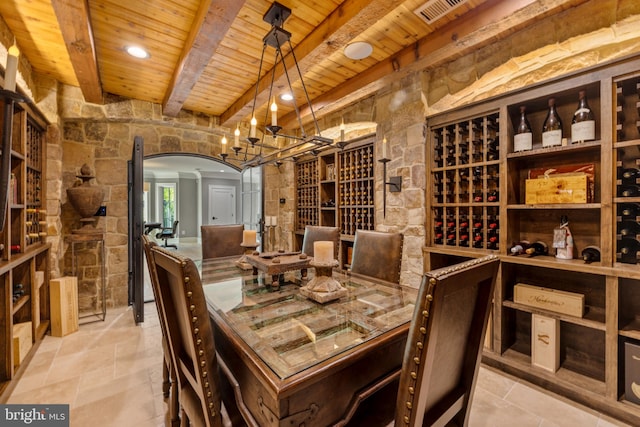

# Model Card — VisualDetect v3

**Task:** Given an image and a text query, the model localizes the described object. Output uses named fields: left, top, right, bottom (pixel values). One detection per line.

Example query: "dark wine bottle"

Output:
left=617, top=237, right=640, bottom=264
left=472, top=233, right=483, bottom=248
left=571, top=89, right=595, bottom=143
left=581, top=246, right=601, bottom=264
left=487, top=235, right=499, bottom=250
left=514, top=105, right=533, bottom=152
left=618, top=203, right=640, bottom=219
left=618, top=220, right=640, bottom=237
left=621, top=168, right=640, bottom=184
left=542, top=97, right=562, bottom=147
left=509, top=241, right=530, bottom=256
left=487, top=189, right=499, bottom=202
left=525, top=241, right=549, bottom=257
left=619, top=184, right=640, bottom=197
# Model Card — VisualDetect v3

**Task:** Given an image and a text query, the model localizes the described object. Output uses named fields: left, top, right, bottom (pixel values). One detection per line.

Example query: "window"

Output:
left=157, top=183, right=177, bottom=227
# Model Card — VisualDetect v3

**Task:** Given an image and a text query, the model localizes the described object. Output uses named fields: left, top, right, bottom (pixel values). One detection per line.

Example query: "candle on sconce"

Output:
left=234, top=126, right=240, bottom=148
left=340, top=119, right=345, bottom=142
left=221, top=135, right=227, bottom=154
left=4, top=44, right=19, bottom=92
left=242, top=230, right=257, bottom=246
left=314, top=241, right=334, bottom=263
left=271, top=97, right=278, bottom=126
left=271, top=215, right=277, bottom=226
left=265, top=216, right=272, bottom=227
left=250, top=116, right=257, bottom=138
left=382, top=137, right=388, bottom=159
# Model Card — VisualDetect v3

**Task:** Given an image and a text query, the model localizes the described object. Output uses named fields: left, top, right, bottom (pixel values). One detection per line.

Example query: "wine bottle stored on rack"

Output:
left=617, top=237, right=640, bottom=264
left=618, top=220, right=640, bottom=237
left=621, top=168, right=640, bottom=185
left=618, top=184, right=640, bottom=197
left=618, top=203, right=640, bottom=219
left=509, top=241, right=530, bottom=256
left=525, top=241, right=549, bottom=257
left=581, top=246, right=601, bottom=264
left=571, top=89, right=595, bottom=143
left=542, top=98, right=563, bottom=148
left=514, top=106, right=533, bottom=152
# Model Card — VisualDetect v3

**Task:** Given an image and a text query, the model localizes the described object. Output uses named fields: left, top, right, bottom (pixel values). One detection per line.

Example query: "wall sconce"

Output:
left=378, top=137, right=401, bottom=218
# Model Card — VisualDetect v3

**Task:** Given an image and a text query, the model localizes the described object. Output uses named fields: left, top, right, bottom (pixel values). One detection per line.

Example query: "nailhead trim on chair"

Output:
left=400, top=255, right=498, bottom=425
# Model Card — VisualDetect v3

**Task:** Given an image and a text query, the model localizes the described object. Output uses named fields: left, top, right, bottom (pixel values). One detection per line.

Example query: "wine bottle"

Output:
left=618, top=203, right=640, bottom=219
left=509, top=241, right=530, bottom=256
left=486, top=137, right=499, bottom=161
left=618, top=220, right=640, bottom=237
left=514, top=106, right=533, bottom=152
left=525, top=241, right=548, bottom=257
left=581, top=246, right=601, bottom=264
left=473, top=233, right=483, bottom=248
left=487, top=235, right=499, bottom=250
left=487, top=189, right=499, bottom=202
left=619, top=184, right=640, bottom=197
left=617, top=237, right=640, bottom=264
left=459, top=233, right=469, bottom=247
left=571, top=90, right=595, bottom=143
left=542, top=98, right=562, bottom=148
left=621, top=168, right=640, bottom=185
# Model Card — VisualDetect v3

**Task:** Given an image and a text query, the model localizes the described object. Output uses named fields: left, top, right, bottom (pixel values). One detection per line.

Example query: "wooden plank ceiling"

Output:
left=0, top=0, right=590, bottom=134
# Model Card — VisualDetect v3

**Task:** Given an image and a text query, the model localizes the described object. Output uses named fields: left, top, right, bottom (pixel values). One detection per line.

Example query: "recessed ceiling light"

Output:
left=344, top=41, right=373, bottom=60
left=126, top=45, right=150, bottom=59
left=280, top=92, right=293, bottom=101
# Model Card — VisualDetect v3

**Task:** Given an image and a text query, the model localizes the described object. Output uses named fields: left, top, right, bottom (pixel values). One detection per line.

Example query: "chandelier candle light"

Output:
left=300, top=241, right=347, bottom=303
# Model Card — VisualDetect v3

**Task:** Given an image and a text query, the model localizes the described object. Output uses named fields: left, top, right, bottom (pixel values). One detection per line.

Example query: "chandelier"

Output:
left=221, top=2, right=335, bottom=168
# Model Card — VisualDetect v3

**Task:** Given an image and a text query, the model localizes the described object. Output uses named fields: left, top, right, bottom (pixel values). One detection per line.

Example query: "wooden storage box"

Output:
left=525, top=174, right=589, bottom=204
left=532, top=314, right=560, bottom=372
left=50, top=276, right=79, bottom=337
left=13, top=321, right=32, bottom=367
left=514, top=283, right=585, bottom=317
left=625, top=341, right=640, bottom=405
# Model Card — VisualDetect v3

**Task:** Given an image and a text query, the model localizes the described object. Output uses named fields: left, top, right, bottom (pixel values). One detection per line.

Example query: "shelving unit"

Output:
left=294, top=136, right=375, bottom=267
left=0, top=97, right=50, bottom=401
left=423, top=55, right=640, bottom=425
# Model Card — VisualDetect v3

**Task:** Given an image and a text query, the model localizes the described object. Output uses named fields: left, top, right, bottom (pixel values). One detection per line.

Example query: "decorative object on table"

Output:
left=265, top=215, right=277, bottom=251
left=554, top=215, right=574, bottom=259
left=66, top=163, right=105, bottom=234
left=236, top=229, right=259, bottom=270
left=299, top=241, right=347, bottom=303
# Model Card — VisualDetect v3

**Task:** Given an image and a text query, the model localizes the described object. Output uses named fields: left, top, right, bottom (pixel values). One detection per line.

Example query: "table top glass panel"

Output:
left=201, top=258, right=417, bottom=379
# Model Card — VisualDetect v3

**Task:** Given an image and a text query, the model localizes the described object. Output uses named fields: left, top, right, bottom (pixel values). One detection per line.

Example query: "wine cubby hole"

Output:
left=614, top=74, right=640, bottom=143
left=11, top=261, right=32, bottom=323
left=505, top=81, right=601, bottom=152
left=614, top=144, right=640, bottom=264
left=619, top=278, right=640, bottom=339
left=430, top=112, right=500, bottom=249
left=295, top=158, right=319, bottom=230
left=501, top=263, right=606, bottom=384
left=338, top=143, right=374, bottom=236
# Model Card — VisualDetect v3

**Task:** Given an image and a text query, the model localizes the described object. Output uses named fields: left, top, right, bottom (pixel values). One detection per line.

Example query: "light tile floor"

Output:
left=6, top=240, right=634, bottom=426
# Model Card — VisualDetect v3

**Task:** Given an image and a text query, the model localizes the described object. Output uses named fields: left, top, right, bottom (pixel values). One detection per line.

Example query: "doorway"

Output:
left=208, top=185, right=236, bottom=225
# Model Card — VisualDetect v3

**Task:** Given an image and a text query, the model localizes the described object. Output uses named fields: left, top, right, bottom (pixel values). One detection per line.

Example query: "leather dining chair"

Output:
left=350, top=230, right=403, bottom=283
left=301, top=225, right=339, bottom=258
left=201, top=224, right=245, bottom=259
left=151, top=245, right=257, bottom=427
left=141, top=235, right=179, bottom=426
left=395, top=254, right=499, bottom=427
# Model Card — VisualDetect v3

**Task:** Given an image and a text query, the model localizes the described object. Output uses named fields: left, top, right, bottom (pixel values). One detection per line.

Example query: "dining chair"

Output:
left=301, top=225, right=339, bottom=258
left=141, top=235, right=179, bottom=426
left=151, top=245, right=257, bottom=427
left=201, top=224, right=245, bottom=259
left=157, top=220, right=179, bottom=249
left=350, top=230, right=403, bottom=283
left=395, top=254, right=499, bottom=427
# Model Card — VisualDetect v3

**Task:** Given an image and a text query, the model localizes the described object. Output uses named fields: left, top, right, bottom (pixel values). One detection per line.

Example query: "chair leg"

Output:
left=162, top=360, right=170, bottom=398
left=169, top=361, right=180, bottom=426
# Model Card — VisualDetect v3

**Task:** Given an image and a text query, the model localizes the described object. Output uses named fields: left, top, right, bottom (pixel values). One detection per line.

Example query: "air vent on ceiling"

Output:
left=414, top=0, right=469, bottom=24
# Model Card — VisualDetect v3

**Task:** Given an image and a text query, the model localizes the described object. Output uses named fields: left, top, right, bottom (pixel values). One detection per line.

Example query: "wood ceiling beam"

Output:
left=162, top=0, right=247, bottom=117
left=51, top=0, right=103, bottom=104
left=278, top=0, right=589, bottom=129
left=219, top=0, right=401, bottom=127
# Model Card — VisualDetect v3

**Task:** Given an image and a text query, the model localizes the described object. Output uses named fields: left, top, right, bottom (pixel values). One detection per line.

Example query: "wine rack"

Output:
left=25, top=119, right=46, bottom=250
left=295, top=158, right=319, bottom=229
left=424, top=56, right=640, bottom=425
left=430, top=113, right=500, bottom=251
left=338, top=143, right=374, bottom=235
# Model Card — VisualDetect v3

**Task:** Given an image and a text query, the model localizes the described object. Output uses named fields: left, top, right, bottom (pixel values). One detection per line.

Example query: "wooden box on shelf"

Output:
left=50, top=276, right=78, bottom=337
left=532, top=314, right=559, bottom=373
left=514, top=283, right=584, bottom=317
left=12, top=321, right=32, bottom=368
left=525, top=174, right=589, bottom=204
left=626, top=341, right=640, bottom=405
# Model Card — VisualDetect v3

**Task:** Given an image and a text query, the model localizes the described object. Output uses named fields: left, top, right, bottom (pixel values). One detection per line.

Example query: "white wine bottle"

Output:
left=542, top=98, right=562, bottom=148
left=514, top=106, right=533, bottom=152
left=571, top=90, right=595, bottom=143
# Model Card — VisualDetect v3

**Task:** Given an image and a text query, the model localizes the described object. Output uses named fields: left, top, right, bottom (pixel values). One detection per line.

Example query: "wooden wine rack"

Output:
left=295, top=158, right=319, bottom=229
left=430, top=113, right=500, bottom=250
left=25, top=119, right=46, bottom=249
left=338, top=143, right=374, bottom=235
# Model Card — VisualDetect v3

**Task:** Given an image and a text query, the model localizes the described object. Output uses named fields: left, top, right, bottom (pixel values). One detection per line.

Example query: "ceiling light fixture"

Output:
left=344, top=41, right=373, bottom=60
left=231, top=2, right=333, bottom=168
left=125, top=45, right=149, bottom=59
left=279, top=92, right=293, bottom=101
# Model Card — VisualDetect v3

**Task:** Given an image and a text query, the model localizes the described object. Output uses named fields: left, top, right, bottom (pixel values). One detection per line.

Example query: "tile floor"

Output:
left=6, top=239, right=634, bottom=427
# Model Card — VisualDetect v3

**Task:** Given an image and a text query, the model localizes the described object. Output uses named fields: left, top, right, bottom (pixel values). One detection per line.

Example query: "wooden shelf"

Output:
left=620, top=318, right=640, bottom=340
left=507, top=203, right=601, bottom=210
left=11, top=295, right=30, bottom=315
left=502, top=300, right=605, bottom=330
left=506, top=140, right=601, bottom=159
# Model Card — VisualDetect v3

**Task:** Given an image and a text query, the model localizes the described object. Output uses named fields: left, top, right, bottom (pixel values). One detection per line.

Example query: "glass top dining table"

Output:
left=201, top=256, right=418, bottom=380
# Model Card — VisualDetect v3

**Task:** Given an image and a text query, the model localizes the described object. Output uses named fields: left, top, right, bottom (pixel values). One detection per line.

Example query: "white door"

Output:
left=208, top=185, right=236, bottom=224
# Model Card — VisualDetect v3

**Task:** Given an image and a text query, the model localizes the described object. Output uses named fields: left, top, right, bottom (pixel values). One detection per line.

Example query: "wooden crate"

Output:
left=625, top=341, right=640, bottom=405
left=532, top=314, right=560, bottom=372
left=13, top=321, right=32, bottom=367
left=525, top=174, right=589, bottom=204
left=50, top=276, right=79, bottom=337
left=514, top=283, right=584, bottom=317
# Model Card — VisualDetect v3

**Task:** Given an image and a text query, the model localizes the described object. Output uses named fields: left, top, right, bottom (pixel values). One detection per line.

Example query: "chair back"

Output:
left=201, top=224, right=245, bottom=259
left=151, top=245, right=224, bottom=427
left=395, top=255, right=499, bottom=427
left=301, top=225, right=339, bottom=258
left=350, top=230, right=403, bottom=283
